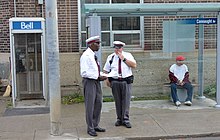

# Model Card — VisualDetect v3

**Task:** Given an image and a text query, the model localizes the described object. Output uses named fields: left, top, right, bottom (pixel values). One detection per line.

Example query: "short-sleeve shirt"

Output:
left=103, top=51, right=136, bottom=78
left=169, top=64, right=188, bottom=81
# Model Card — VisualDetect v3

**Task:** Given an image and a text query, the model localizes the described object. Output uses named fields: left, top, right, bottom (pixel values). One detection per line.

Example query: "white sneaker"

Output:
left=184, top=101, right=192, bottom=106
left=175, top=101, right=181, bottom=106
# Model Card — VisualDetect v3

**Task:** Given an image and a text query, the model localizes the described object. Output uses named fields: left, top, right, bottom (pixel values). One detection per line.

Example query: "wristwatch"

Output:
left=123, top=58, right=127, bottom=62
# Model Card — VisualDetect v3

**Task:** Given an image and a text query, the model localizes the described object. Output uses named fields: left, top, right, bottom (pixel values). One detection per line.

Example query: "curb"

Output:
left=126, top=132, right=220, bottom=140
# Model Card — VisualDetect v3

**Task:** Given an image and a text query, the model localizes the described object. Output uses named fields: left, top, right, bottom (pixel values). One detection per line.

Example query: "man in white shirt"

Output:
left=169, top=55, right=193, bottom=106
left=103, top=41, right=136, bottom=128
left=80, top=36, right=107, bottom=137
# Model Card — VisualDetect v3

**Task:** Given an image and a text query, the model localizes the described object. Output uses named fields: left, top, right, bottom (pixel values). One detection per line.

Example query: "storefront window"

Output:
left=81, top=16, right=141, bottom=48
left=102, top=32, right=110, bottom=46
left=114, top=33, right=140, bottom=47
left=85, top=0, right=140, bottom=3
left=112, top=0, right=139, bottom=3
left=81, top=1, right=141, bottom=48
left=101, top=17, right=110, bottom=31
left=81, top=33, right=87, bottom=49
left=112, top=17, right=140, bottom=30
left=85, top=0, right=109, bottom=3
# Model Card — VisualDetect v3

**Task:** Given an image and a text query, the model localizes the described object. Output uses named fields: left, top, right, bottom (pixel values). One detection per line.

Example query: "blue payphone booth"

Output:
left=9, top=17, right=47, bottom=107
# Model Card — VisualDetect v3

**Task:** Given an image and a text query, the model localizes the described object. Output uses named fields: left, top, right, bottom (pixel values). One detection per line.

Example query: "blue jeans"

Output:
left=170, top=83, right=193, bottom=103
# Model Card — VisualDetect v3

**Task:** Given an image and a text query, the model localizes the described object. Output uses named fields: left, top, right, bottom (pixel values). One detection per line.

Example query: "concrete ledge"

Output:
left=163, top=83, right=198, bottom=102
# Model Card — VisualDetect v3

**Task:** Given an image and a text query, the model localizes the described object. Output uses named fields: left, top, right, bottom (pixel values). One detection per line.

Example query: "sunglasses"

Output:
left=95, top=42, right=100, bottom=45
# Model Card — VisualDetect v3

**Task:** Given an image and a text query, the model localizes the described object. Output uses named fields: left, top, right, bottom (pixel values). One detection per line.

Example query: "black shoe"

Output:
left=87, top=130, right=97, bottom=136
left=123, top=122, right=132, bottom=128
left=94, top=126, right=106, bottom=132
left=115, top=120, right=122, bottom=126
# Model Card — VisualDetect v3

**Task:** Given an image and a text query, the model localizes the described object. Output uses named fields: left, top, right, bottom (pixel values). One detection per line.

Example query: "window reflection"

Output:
left=112, top=0, right=139, bottom=3
left=85, top=0, right=139, bottom=3
left=113, top=17, right=140, bottom=30
left=81, top=2, right=141, bottom=48
left=81, top=33, right=87, bottom=48
left=114, top=34, right=140, bottom=47
left=85, top=0, right=109, bottom=3
left=101, top=17, right=110, bottom=31
left=102, top=33, right=110, bottom=46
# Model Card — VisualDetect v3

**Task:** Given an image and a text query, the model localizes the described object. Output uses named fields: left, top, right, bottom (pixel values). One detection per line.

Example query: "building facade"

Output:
left=1, top=0, right=219, bottom=53
left=0, top=0, right=219, bottom=97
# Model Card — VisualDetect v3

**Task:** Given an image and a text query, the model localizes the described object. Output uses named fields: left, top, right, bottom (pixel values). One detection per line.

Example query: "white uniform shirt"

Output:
left=80, top=48, right=99, bottom=79
left=169, top=64, right=188, bottom=81
left=103, top=51, right=136, bottom=78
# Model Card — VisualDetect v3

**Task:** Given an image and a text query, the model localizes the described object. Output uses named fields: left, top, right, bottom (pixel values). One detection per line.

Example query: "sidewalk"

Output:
left=0, top=98, right=220, bottom=140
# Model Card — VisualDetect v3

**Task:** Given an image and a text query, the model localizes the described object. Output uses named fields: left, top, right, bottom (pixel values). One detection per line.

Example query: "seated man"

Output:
left=169, top=55, right=193, bottom=106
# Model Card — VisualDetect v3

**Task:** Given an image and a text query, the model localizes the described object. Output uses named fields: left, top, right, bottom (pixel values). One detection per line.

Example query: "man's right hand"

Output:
left=98, top=76, right=107, bottom=81
left=177, top=80, right=181, bottom=85
left=177, top=80, right=184, bottom=86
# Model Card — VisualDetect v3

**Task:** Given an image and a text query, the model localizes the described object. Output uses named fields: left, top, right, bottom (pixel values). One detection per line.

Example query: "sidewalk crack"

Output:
left=149, top=114, right=168, bottom=135
left=33, top=130, right=36, bottom=140
left=76, top=128, right=80, bottom=140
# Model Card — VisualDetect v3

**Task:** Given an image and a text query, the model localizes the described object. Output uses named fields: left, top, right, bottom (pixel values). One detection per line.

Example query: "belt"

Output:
left=83, top=77, right=99, bottom=81
left=109, top=77, right=127, bottom=82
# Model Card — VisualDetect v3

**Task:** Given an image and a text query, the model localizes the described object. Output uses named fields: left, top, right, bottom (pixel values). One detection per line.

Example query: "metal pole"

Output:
left=45, top=0, right=62, bottom=135
left=215, top=13, right=220, bottom=107
left=87, top=15, right=102, bottom=67
left=13, top=0, right=16, bottom=17
left=198, top=15, right=206, bottom=99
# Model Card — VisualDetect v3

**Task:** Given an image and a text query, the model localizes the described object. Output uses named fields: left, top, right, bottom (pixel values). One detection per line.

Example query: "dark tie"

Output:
left=118, top=58, right=122, bottom=79
left=95, top=55, right=100, bottom=76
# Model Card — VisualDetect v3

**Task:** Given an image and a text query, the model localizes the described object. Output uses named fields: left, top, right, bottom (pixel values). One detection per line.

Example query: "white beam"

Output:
left=84, top=3, right=220, bottom=16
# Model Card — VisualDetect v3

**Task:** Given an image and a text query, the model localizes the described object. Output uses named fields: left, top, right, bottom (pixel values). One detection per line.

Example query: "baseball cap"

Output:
left=176, top=55, right=185, bottom=61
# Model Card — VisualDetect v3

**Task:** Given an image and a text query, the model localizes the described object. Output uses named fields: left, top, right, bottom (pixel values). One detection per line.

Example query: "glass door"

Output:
left=14, top=33, right=43, bottom=100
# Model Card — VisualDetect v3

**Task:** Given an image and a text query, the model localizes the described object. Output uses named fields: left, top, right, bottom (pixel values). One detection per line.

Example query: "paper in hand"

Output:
left=100, top=72, right=108, bottom=77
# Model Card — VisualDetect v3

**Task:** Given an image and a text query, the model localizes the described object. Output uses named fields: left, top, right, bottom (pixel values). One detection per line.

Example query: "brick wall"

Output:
left=57, top=0, right=79, bottom=52
left=0, top=0, right=13, bottom=53
left=0, top=0, right=79, bottom=53
left=15, top=0, right=42, bottom=17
